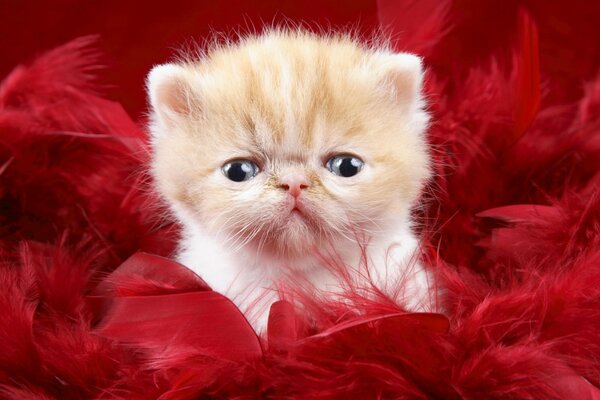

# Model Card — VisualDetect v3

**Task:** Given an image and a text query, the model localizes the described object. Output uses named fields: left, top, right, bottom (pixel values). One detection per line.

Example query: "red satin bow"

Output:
left=89, top=252, right=263, bottom=360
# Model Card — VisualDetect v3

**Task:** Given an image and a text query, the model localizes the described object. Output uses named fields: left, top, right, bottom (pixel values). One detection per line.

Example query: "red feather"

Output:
left=377, top=0, right=452, bottom=56
left=513, top=8, right=541, bottom=140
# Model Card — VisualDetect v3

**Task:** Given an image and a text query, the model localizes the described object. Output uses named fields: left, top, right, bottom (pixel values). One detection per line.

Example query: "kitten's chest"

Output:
left=179, top=227, right=416, bottom=297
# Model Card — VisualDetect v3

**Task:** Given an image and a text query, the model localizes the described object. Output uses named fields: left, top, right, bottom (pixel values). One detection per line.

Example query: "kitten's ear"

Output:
left=147, top=63, right=201, bottom=129
left=377, top=53, right=424, bottom=107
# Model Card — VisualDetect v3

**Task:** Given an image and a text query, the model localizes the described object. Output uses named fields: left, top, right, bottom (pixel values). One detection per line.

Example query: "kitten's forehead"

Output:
left=200, top=35, right=383, bottom=151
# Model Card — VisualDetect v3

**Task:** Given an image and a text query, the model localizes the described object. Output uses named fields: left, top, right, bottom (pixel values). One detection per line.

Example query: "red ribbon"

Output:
left=89, top=252, right=263, bottom=360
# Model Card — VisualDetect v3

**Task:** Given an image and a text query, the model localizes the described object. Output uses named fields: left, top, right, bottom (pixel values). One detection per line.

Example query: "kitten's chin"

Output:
left=275, top=218, right=317, bottom=256
left=245, top=212, right=321, bottom=266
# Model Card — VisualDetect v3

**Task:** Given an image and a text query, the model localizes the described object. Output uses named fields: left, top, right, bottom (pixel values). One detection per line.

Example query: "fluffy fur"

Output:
left=1, top=2, right=599, bottom=399
left=147, top=31, right=434, bottom=331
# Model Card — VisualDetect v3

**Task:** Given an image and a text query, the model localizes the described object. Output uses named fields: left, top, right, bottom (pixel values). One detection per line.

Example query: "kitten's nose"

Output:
left=279, top=173, right=309, bottom=197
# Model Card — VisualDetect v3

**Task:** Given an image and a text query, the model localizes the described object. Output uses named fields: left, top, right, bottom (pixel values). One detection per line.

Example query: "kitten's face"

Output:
left=148, top=33, right=430, bottom=261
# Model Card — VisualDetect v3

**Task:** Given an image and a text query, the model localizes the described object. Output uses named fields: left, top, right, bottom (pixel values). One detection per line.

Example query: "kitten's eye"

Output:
left=222, top=160, right=259, bottom=182
left=326, top=155, right=364, bottom=177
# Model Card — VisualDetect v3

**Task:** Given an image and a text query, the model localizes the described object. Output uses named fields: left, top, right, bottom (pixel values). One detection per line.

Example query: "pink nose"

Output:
left=279, top=173, right=309, bottom=197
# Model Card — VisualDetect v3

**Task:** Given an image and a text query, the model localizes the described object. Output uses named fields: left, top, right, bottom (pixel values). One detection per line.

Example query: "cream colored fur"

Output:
left=147, top=30, right=434, bottom=333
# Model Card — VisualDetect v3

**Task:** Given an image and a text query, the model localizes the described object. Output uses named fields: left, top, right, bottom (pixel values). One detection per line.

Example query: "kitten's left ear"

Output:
left=147, top=63, right=201, bottom=131
left=377, top=53, right=424, bottom=107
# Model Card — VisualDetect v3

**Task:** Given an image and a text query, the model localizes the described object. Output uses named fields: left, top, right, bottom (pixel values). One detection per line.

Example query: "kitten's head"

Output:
left=148, top=31, right=430, bottom=262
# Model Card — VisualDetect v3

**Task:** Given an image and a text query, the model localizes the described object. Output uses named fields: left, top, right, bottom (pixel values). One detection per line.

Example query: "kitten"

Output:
left=147, top=30, right=433, bottom=333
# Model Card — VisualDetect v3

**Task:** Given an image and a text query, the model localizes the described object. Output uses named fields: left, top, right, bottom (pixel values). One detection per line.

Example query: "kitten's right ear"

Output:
left=147, top=63, right=201, bottom=129
left=376, top=53, right=424, bottom=109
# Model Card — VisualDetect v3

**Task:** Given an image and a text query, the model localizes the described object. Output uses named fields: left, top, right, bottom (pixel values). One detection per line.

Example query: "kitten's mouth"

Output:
left=250, top=200, right=324, bottom=259
left=282, top=198, right=321, bottom=229
left=288, top=208, right=305, bottom=223
left=288, top=201, right=307, bottom=218
left=283, top=201, right=315, bottom=226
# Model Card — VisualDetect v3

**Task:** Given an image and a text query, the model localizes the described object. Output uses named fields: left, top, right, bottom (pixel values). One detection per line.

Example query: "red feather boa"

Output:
left=1, top=2, right=599, bottom=399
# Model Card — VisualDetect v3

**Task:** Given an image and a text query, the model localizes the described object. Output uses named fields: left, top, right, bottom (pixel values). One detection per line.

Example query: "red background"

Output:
left=1, top=0, right=598, bottom=117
